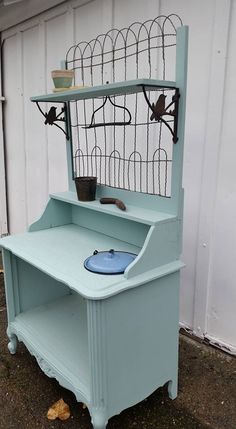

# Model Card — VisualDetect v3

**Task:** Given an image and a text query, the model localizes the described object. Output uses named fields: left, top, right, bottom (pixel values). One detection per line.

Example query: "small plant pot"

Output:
left=51, top=69, right=74, bottom=89
left=75, top=176, right=97, bottom=201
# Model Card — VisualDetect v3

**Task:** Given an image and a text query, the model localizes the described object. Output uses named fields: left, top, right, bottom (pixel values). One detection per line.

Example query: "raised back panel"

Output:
left=71, top=205, right=149, bottom=248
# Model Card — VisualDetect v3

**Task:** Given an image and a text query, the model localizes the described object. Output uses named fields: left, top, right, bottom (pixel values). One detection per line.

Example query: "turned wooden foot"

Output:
left=7, top=329, right=18, bottom=355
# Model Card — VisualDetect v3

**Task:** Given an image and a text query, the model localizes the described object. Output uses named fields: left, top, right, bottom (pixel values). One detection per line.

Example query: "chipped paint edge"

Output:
left=179, top=322, right=236, bottom=356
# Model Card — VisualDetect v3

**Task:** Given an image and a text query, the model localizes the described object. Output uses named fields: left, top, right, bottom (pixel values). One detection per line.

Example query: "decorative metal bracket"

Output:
left=142, top=85, right=180, bottom=143
left=84, top=95, right=132, bottom=129
left=35, top=102, right=69, bottom=140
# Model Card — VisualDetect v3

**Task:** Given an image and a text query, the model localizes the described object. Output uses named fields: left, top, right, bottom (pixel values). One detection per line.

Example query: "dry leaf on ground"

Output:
left=47, top=398, right=70, bottom=421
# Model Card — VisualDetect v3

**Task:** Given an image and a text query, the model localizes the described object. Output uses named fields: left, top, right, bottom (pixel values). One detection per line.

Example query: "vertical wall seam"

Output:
left=193, top=0, right=232, bottom=336
left=191, top=2, right=217, bottom=331
left=18, top=30, right=29, bottom=229
left=42, top=20, right=49, bottom=198
left=204, top=0, right=232, bottom=334
left=0, top=37, right=9, bottom=236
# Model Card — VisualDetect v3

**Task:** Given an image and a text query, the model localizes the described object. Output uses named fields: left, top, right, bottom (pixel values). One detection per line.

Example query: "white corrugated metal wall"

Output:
left=0, top=0, right=235, bottom=353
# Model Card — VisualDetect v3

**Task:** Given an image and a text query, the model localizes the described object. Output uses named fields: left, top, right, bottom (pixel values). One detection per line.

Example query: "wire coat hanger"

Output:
left=83, top=95, right=132, bottom=129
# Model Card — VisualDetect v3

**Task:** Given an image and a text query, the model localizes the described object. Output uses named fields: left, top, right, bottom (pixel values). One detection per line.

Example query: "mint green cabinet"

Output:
left=0, top=22, right=188, bottom=429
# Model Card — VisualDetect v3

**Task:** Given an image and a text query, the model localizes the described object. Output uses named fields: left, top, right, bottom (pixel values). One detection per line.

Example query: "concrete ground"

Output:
left=0, top=270, right=235, bottom=429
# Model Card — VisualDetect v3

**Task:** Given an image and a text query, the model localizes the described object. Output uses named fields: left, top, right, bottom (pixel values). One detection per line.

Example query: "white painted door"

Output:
left=1, top=0, right=113, bottom=233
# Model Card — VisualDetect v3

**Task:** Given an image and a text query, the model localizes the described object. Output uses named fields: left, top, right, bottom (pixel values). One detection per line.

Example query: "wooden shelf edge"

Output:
left=30, top=78, right=177, bottom=103
left=50, top=191, right=177, bottom=226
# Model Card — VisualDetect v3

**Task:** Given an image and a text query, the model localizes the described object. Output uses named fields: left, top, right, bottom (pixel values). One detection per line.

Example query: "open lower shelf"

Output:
left=11, top=294, right=90, bottom=400
left=51, top=191, right=176, bottom=226
left=30, top=78, right=177, bottom=103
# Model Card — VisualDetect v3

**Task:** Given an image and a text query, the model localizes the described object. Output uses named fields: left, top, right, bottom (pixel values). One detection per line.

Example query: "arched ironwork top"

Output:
left=65, top=14, right=183, bottom=85
left=66, top=14, right=183, bottom=197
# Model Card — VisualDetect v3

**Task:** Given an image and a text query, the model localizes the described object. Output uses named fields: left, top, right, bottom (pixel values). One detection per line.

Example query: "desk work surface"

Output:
left=0, top=224, right=183, bottom=299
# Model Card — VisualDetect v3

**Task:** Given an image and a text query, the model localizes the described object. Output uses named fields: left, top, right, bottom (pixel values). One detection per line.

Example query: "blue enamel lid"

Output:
left=84, top=249, right=137, bottom=274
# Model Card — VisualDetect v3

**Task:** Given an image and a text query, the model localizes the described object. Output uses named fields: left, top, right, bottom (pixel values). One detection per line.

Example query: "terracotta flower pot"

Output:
left=51, top=69, right=74, bottom=89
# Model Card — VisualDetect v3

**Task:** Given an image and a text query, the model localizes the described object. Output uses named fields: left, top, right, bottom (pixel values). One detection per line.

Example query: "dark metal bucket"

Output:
left=75, top=176, right=97, bottom=201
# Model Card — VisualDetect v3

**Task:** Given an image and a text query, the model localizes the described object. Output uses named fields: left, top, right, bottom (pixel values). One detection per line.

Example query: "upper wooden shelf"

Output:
left=50, top=191, right=177, bottom=226
left=30, top=78, right=177, bottom=103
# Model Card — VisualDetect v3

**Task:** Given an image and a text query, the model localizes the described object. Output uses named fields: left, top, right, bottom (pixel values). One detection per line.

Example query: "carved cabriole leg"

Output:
left=7, top=328, right=18, bottom=355
left=168, top=379, right=178, bottom=400
left=87, top=300, right=109, bottom=429
left=91, top=410, right=108, bottom=429
left=2, top=250, right=20, bottom=356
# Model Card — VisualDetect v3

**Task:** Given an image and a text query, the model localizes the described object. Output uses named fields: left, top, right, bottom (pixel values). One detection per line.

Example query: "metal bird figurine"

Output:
left=35, top=102, right=69, bottom=139
left=142, top=84, right=180, bottom=143
left=150, top=94, right=166, bottom=121
left=44, top=106, right=58, bottom=125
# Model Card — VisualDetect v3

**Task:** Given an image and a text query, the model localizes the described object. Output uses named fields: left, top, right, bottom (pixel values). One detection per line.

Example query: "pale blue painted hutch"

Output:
left=0, top=16, right=188, bottom=429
